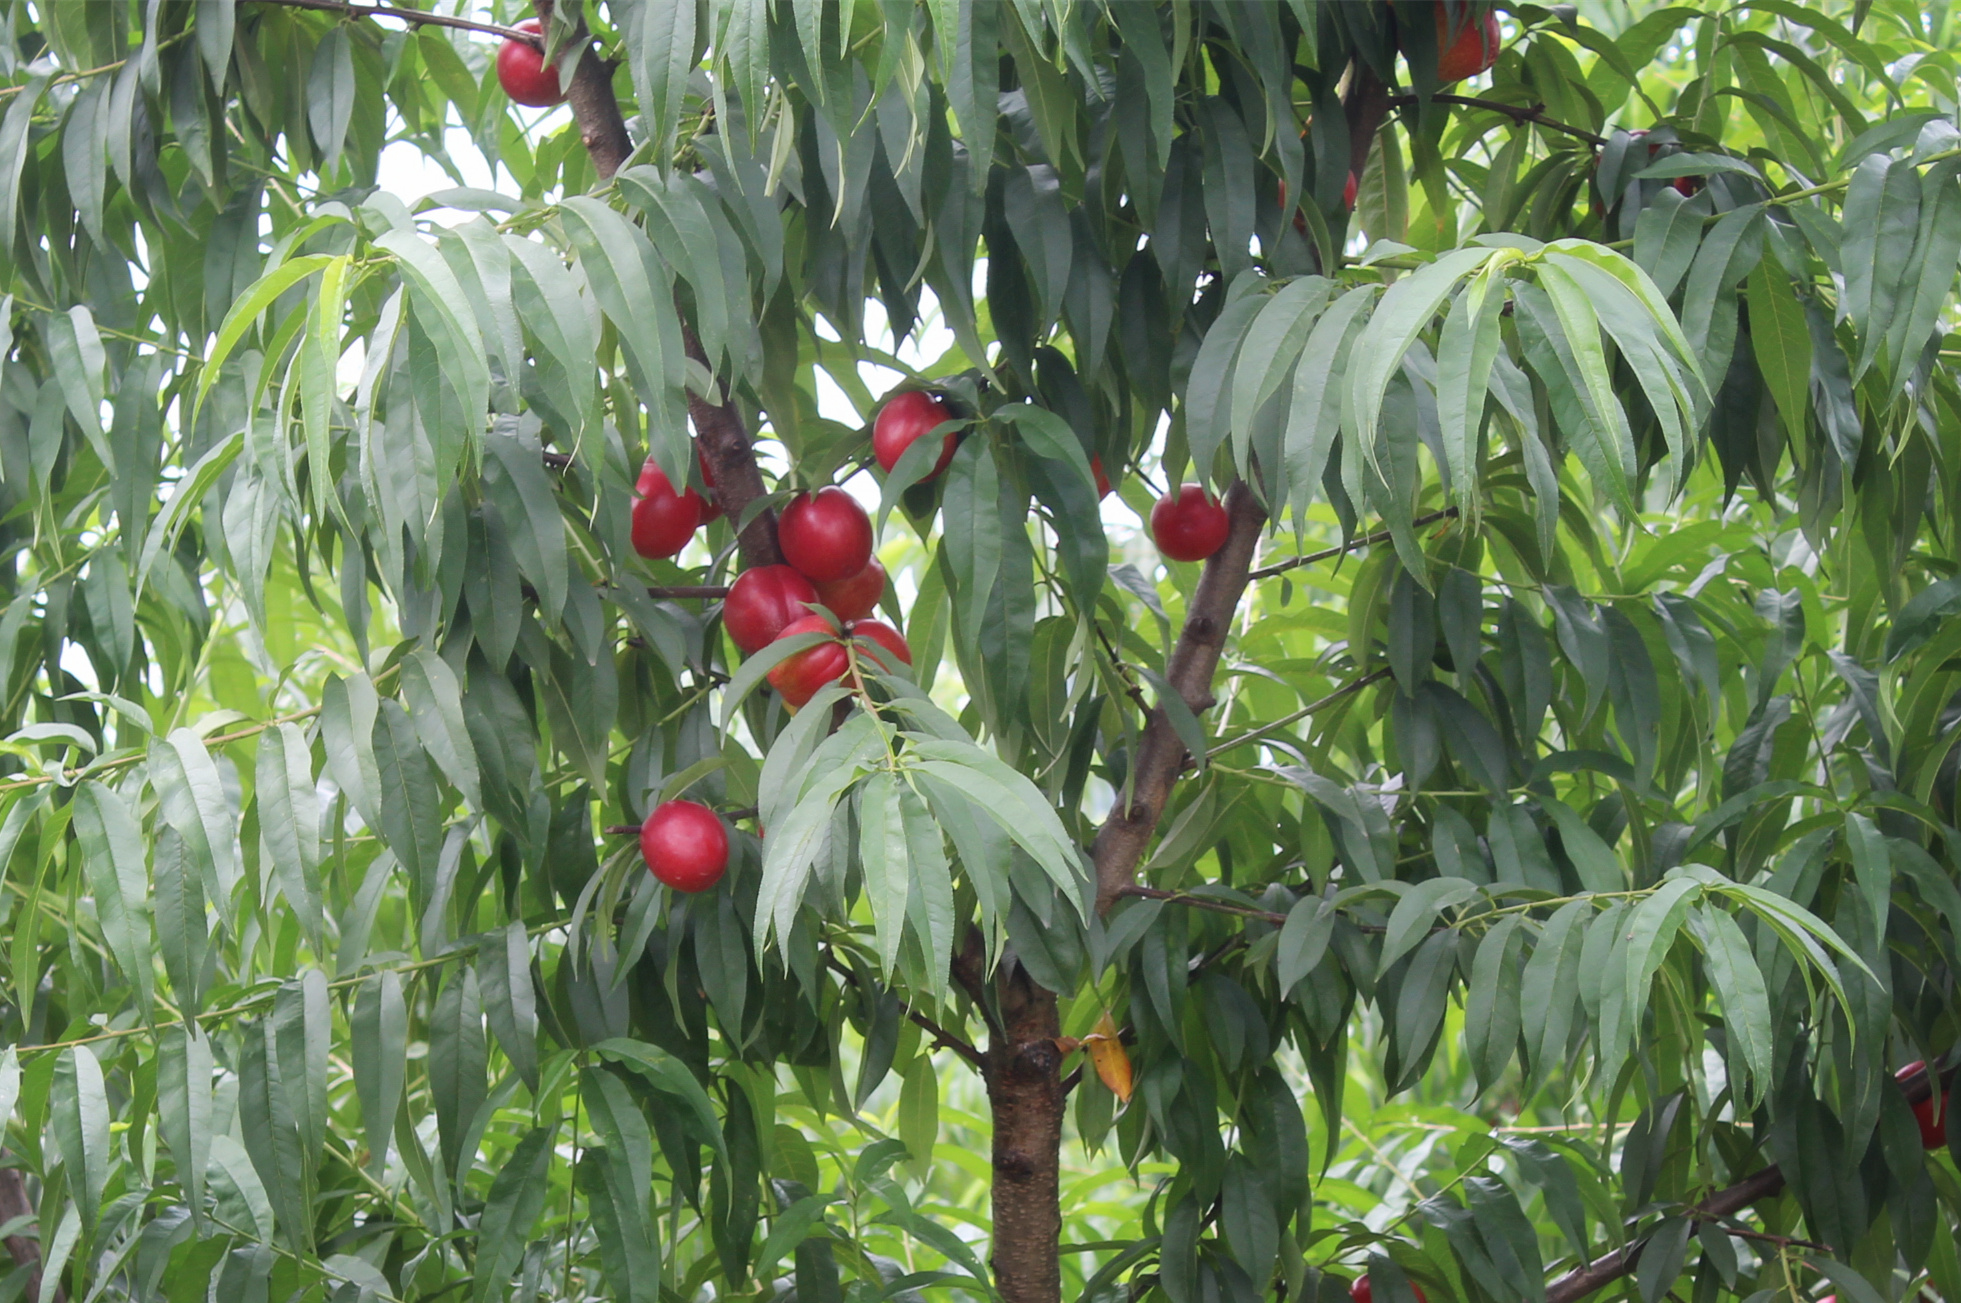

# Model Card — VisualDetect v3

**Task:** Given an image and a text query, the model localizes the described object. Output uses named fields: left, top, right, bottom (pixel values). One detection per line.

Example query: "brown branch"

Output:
left=1388, top=93, right=1608, bottom=147
left=1547, top=1062, right=1954, bottom=1303
left=532, top=0, right=632, bottom=179
left=534, top=0, right=779, bottom=569
left=646, top=585, right=731, bottom=600
left=824, top=955, right=985, bottom=1071
left=682, top=323, right=782, bottom=569
left=1091, top=481, right=1266, bottom=915
left=244, top=0, right=541, bottom=43
left=1250, top=508, right=1459, bottom=580
left=0, top=1168, right=51, bottom=1303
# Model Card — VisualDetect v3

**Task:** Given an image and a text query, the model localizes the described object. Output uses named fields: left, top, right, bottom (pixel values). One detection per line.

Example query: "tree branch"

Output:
left=1249, top=509, right=1458, bottom=580
left=1388, top=93, right=1608, bottom=147
left=1091, top=481, right=1266, bottom=915
left=1547, top=1061, right=1954, bottom=1303
left=245, top=0, right=541, bottom=44
left=824, top=955, right=985, bottom=1071
left=531, top=0, right=631, bottom=179
left=534, top=0, right=781, bottom=569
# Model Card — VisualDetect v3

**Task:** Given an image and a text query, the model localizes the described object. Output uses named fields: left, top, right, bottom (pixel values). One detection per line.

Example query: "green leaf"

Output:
left=1380, top=877, right=1480, bottom=976
left=940, top=437, right=1003, bottom=640
left=351, top=970, right=407, bottom=1176
left=472, top=1126, right=557, bottom=1303
left=594, top=1038, right=727, bottom=1160
left=428, top=967, right=487, bottom=1186
left=1344, top=248, right=1495, bottom=480
left=1276, top=895, right=1335, bottom=994
left=69, top=780, right=154, bottom=1012
left=1746, top=257, right=1812, bottom=447
left=478, top=920, right=539, bottom=1091
left=1689, top=904, right=1773, bottom=1102
left=400, top=647, right=481, bottom=808
left=256, top=721, right=323, bottom=945
left=52, top=1047, right=108, bottom=1232
left=157, top=1027, right=212, bottom=1233
left=195, top=254, right=334, bottom=415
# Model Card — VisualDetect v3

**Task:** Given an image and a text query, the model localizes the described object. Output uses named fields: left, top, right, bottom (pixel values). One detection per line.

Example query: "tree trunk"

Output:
left=984, top=963, right=1065, bottom=1303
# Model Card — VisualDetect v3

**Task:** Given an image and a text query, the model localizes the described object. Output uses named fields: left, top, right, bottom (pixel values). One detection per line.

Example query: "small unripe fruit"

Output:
left=813, top=558, right=886, bottom=622
left=1150, top=485, right=1231, bottom=562
left=631, top=457, right=703, bottom=559
left=723, top=565, right=819, bottom=655
left=496, top=19, right=563, bottom=108
left=640, top=800, right=729, bottom=893
left=873, top=390, right=959, bottom=479
left=779, top=487, right=874, bottom=583
left=1434, top=6, right=1503, bottom=84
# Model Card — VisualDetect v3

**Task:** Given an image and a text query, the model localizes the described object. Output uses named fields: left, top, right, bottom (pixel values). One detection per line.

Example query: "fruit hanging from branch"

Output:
left=1150, top=484, right=1231, bottom=562
left=1432, top=4, right=1503, bottom=84
left=1898, top=1061, right=1951, bottom=1149
left=639, top=800, right=729, bottom=893
left=813, top=558, right=886, bottom=622
left=779, top=486, right=875, bottom=582
left=722, top=565, right=819, bottom=654
left=873, top=390, right=960, bottom=478
left=495, top=18, right=563, bottom=107
left=766, top=615, right=913, bottom=709
left=630, top=457, right=704, bottom=559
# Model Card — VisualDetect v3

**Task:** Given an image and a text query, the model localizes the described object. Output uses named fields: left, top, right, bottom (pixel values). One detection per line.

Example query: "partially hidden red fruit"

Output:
left=723, top=565, right=818, bottom=655
left=873, top=390, right=959, bottom=478
left=496, top=19, right=563, bottom=108
left=1434, top=6, right=1503, bottom=84
left=766, top=614, right=851, bottom=710
left=1092, top=455, right=1113, bottom=500
left=1350, top=1277, right=1429, bottom=1303
left=631, top=457, right=703, bottom=559
left=1897, top=1061, right=1950, bottom=1150
left=851, top=618, right=913, bottom=669
left=640, top=800, right=729, bottom=893
left=696, top=444, right=722, bottom=523
left=1150, top=485, right=1231, bottom=562
left=813, top=558, right=886, bottom=622
left=779, top=486, right=875, bottom=583
left=1343, top=171, right=1359, bottom=213
left=765, top=616, right=914, bottom=709
left=1671, top=175, right=1704, bottom=197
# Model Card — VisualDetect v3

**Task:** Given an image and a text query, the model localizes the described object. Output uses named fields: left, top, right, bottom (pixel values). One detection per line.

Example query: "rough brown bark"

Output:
left=982, top=963, right=1065, bottom=1303
left=1092, top=481, right=1266, bottom=913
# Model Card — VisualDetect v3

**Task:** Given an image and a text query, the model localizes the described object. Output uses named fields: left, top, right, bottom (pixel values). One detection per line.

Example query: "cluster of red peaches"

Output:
left=627, top=388, right=1246, bottom=891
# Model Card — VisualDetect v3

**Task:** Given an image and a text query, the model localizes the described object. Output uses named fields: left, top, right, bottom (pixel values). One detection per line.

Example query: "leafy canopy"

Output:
left=0, top=2, right=1956, bottom=1303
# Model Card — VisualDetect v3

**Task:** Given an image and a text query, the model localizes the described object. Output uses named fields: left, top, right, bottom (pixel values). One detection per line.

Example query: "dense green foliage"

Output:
left=0, top=1, right=1958, bottom=1302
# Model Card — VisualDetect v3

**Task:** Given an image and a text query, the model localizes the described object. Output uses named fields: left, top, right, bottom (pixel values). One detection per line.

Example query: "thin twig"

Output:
left=824, top=955, right=985, bottom=1070
left=646, top=585, right=731, bottom=600
left=1203, top=667, right=1391, bottom=761
left=243, top=0, right=542, bottom=43
left=1249, top=508, right=1459, bottom=580
left=1390, top=93, right=1607, bottom=147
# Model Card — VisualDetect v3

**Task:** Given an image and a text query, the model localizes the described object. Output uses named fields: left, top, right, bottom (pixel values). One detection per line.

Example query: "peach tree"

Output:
left=0, top=3, right=1954, bottom=1303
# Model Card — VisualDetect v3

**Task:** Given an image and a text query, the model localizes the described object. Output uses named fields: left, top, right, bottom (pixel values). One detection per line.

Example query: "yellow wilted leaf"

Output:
left=1082, top=1011, right=1132, bottom=1104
